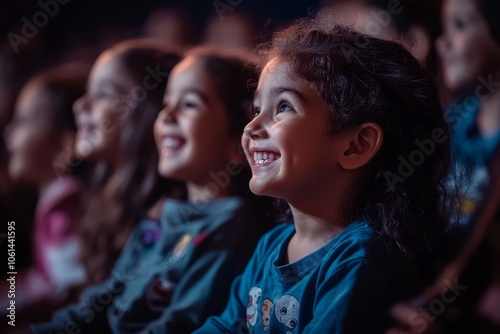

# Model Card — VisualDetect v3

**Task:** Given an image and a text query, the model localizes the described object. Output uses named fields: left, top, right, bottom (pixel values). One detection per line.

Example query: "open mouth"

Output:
left=160, top=135, right=186, bottom=157
left=76, top=123, right=96, bottom=140
left=250, top=149, right=281, bottom=168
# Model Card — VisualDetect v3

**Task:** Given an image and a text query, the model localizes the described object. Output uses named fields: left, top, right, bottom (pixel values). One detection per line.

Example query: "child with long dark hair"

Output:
left=72, top=40, right=182, bottom=284
left=195, top=14, right=452, bottom=333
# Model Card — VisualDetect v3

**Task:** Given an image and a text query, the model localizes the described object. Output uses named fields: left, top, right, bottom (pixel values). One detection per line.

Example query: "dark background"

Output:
left=1, top=0, right=322, bottom=63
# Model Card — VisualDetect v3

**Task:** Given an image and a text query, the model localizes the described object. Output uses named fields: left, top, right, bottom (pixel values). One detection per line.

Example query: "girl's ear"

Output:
left=338, top=122, right=383, bottom=170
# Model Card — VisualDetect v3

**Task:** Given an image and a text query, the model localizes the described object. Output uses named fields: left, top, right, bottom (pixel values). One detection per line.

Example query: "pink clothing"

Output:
left=30, top=176, right=86, bottom=300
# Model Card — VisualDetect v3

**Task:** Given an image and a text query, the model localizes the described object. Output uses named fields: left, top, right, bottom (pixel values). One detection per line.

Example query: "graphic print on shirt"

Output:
left=460, top=168, right=488, bottom=215
left=261, top=298, right=273, bottom=332
left=146, top=233, right=192, bottom=312
left=172, top=234, right=192, bottom=258
left=246, top=286, right=262, bottom=327
left=159, top=233, right=192, bottom=271
left=274, top=295, right=300, bottom=334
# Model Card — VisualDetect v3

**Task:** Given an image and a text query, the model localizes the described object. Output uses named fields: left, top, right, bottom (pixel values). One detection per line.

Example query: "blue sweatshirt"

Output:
left=30, top=197, right=267, bottom=334
left=194, top=221, right=373, bottom=334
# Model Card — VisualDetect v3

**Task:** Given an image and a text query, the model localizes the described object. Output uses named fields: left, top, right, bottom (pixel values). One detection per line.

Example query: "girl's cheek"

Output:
left=241, top=135, right=251, bottom=156
left=153, top=118, right=162, bottom=144
left=270, top=121, right=292, bottom=139
left=13, top=126, right=31, bottom=150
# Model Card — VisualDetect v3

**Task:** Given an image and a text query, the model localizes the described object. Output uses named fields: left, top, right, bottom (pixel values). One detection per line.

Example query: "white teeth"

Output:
left=253, top=151, right=279, bottom=163
left=163, top=137, right=182, bottom=149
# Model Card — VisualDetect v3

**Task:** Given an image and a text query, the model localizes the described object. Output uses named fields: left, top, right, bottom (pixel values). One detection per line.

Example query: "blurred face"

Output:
left=154, top=56, right=238, bottom=185
left=242, top=58, right=344, bottom=201
left=436, top=0, right=500, bottom=92
left=73, top=51, right=135, bottom=165
left=205, top=15, right=255, bottom=50
left=331, top=2, right=399, bottom=41
left=5, top=82, right=60, bottom=185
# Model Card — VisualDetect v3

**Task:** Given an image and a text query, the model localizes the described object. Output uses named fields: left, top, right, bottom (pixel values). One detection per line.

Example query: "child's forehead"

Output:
left=16, top=82, right=53, bottom=118
left=444, top=0, right=480, bottom=17
left=259, top=58, right=299, bottom=85
left=168, top=57, right=216, bottom=90
left=256, top=57, right=317, bottom=96
left=173, top=55, right=206, bottom=74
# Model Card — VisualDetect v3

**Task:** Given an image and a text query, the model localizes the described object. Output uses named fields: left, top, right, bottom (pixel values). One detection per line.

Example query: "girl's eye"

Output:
left=253, top=106, right=261, bottom=118
left=183, top=101, right=199, bottom=109
left=453, top=18, right=465, bottom=30
left=278, top=102, right=293, bottom=114
left=90, top=91, right=114, bottom=101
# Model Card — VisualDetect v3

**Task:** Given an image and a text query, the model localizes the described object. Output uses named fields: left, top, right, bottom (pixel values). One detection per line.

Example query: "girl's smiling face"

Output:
left=154, top=56, right=239, bottom=185
left=6, top=82, right=59, bottom=185
left=72, top=51, right=135, bottom=166
left=242, top=58, right=348, bottom=202
left=436, top=0, right=500, bottom=93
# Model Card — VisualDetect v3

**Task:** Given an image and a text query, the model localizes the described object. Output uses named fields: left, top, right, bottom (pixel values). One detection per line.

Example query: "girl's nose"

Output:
left=158, top=105, right=177, bottom=124
left=435, top=33, right=450, bottom=56
left=243, top=114, right=267, bottom=140
left=73, top=93, right=90, bottom=115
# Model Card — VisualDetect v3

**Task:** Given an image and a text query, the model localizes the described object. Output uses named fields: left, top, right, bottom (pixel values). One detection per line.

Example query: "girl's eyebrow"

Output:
left=254, top=86, right=306, bottom=102
left=97, top=79, right=127, bottom=94
left=163, top=88, right=210, bottom=103
left=183, top=88, right=209, bottom=103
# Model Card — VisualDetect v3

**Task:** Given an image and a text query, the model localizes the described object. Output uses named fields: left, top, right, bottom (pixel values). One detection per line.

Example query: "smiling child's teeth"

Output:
left=164, top=137, right=180, bottom=148
left=253, top=151, right=280, bottom=163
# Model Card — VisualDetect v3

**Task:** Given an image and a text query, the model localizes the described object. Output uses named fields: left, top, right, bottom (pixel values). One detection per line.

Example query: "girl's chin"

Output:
left=249, top=180, right=275, bottom=198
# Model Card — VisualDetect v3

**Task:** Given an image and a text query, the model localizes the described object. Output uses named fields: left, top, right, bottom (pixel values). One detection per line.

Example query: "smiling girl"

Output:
left=195, top=15, right=452, bottom=334
left=71, top=40, right=182, bottom=284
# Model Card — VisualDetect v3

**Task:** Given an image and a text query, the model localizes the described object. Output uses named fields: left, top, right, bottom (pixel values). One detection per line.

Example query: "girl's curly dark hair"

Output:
left=262, top=18, right=453, bottom=258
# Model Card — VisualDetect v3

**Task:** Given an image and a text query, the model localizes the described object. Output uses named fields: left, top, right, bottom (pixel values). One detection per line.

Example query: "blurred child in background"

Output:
left=323, top=0, right=441, bottom=67
left=436, top=0, right=500, bottom=239
left=71, top=40, right=183, bottom=284
left=386, top=0, right=500, bottom=332
left=2, top=64, right=88, bottom=324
